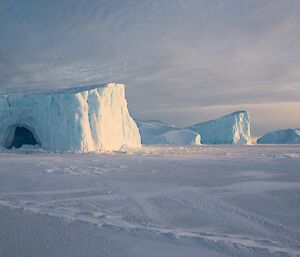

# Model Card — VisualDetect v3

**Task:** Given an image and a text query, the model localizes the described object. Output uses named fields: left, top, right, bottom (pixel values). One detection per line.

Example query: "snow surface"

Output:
left=258, top=129, right=300, bottom=144
left=0, top=145, right=300, bottom=257
left=0, top=83, right=141, bottom=152
left=187, top=111, right=251, bottom=144
left=135, top=119, right=200, bottom=145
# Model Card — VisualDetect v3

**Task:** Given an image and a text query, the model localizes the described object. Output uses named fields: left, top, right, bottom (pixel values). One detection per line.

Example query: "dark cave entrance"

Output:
left=8, top=127, right=39, bottom=149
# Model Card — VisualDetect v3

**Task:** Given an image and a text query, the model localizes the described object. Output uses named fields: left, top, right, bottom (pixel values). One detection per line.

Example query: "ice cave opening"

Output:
left=8, top=127, right=39, bottom=149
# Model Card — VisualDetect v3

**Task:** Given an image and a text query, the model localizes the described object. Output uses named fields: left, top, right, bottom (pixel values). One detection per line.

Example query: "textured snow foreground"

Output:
left=0, top=145, right=300, bottom=257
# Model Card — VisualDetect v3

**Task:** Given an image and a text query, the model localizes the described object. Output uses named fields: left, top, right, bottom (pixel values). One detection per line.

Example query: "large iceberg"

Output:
left=187, top=111, right=251, bottom=144
left=257, top=128, right=300, bottom=144
left=135, top=119, right=201, bottom=145
left=0, top=83, right=141, bottom=152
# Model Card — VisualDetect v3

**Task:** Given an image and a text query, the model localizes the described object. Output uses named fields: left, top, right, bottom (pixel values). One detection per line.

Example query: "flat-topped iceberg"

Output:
left=135, top=119, right=201, bottom=145
left=257, top=128, right=300, bottom=144
left=0, top=83, right=141, bottom=152
left=187, top=111, right=251, bottom=144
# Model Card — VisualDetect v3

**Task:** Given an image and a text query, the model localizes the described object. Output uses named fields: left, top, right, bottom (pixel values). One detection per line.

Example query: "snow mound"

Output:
left=257, top=128, right=300, bottom=144
left=187, top=111, right=251, bottom=144
left=0, top=83, right=141, bottom=152
left=135, top=119, right=201, bottom=145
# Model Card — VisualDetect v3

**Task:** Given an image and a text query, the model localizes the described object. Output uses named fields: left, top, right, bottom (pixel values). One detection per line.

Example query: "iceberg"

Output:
left=135, top=119, right=176, bottom=144
left=0, top=83, right=141, bottom=152
left=187, top=111, right=251, bottom=144
left=257, top=128, right=300, bottom=144
left=158, top=129, right=201, bottom=145
left=135, top=119, right=201, bottom=145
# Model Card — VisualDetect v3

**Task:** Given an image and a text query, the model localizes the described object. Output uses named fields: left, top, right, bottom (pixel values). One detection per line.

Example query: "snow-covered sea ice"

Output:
left=0, top=145, right=299, bottom=257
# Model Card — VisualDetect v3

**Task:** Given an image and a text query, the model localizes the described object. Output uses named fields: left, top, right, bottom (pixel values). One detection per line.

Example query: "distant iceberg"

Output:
left=257, top=128, right=300, bottom=144
left=187, top=111, right=251, bottom=144
left=135, top=119, right=201, bottom=145
left=157, top=129, right=201, bottom=145
left=0, top=83, right=141, bottom=152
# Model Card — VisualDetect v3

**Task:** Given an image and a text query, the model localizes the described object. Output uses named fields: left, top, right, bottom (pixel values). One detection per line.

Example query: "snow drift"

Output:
left=0, top=83, right=141, bottom=152
left=135, top=119, right=201, bottom=145
left=187, top=111, right=251, bottom=144
left=257, top=128, right=300, bottom=144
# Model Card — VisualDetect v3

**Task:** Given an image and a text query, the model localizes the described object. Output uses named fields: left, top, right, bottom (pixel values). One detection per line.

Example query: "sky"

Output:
left=0, top=0, right=299, bottom=136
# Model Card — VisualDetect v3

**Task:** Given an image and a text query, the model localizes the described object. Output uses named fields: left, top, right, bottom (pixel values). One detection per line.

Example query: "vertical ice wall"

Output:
left=0, top=83, right=141, bottom=152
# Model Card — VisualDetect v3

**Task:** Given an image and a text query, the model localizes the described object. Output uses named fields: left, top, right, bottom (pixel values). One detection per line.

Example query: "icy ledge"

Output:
left=187, top=111, right=251, bottom=144
left=0, top=83, right=141, bottom=152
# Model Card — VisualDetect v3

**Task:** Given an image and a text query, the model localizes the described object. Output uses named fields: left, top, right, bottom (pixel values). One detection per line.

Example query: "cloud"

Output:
left=0, top=0, right=299, bottom=135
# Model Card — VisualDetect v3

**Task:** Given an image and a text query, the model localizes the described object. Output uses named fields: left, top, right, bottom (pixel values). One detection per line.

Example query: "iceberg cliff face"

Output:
left=187, top=111, right=251, bottom=144
left=135, top=119, right=201, bottom=145
left=0, top=83, right=141, bottom=152
left=257, top=129, right=300, bottom=144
